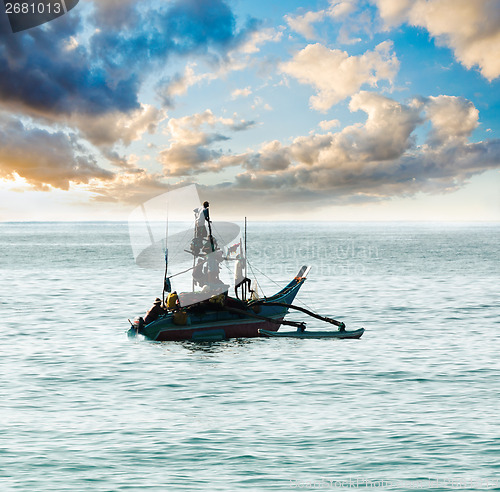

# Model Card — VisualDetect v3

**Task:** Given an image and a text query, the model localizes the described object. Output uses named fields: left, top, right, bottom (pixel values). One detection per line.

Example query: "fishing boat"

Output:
left=128, top=193, right=363, bottom=342
left=129, top=266, right=311, bottom=342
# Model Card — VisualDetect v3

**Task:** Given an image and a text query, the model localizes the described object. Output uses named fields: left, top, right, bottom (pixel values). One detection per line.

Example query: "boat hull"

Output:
left=153, top=317, right=284, bottom=342
left=134, top=268, right=309, bottom=342
left=258, top=328, right=365, bottom=339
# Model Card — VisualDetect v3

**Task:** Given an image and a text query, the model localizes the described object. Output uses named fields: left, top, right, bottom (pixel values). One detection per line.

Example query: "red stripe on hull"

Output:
left=153, top=319, right=283, bottom=341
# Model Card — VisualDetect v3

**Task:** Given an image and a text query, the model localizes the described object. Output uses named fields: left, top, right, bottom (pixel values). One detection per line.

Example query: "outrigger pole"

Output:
left=250, top=301, right=346, bottom=330
left=223, top=302, right=345, bottom=331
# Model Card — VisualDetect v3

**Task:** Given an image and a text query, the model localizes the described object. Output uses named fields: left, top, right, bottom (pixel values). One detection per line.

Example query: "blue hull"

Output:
left=131, top=268, right=310, bottom=342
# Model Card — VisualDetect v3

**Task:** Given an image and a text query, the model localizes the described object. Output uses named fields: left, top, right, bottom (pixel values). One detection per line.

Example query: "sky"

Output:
left=0, top=0, right=499, bottom=221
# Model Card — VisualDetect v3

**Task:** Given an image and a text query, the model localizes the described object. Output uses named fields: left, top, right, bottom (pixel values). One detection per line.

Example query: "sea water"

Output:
left=0, top=221, right=499, bottom=491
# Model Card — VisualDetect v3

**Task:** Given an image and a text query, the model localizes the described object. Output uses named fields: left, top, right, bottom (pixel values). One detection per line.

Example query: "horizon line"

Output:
left=1, top=219, right=499, bottom=224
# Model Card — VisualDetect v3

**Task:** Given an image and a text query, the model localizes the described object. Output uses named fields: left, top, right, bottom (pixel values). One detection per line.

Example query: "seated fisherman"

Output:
left=166, top=291, right=180, bottom=311
left=144, top=298, right=165, bottom=324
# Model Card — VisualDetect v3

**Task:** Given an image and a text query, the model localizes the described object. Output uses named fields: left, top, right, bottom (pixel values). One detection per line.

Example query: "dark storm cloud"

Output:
left=0, top=0, right=257, bottom=117
left=90, top=0, right=248, bottom=64
left=0, top=13, right=140, bottom=116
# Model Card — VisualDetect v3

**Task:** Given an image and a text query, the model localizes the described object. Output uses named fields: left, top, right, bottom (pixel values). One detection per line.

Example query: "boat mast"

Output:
left=162, top=201, right=169, bottom=304
left=192, top=212, right=196, bottom=292
left=244, top=216, right=247, bottom=300
left=208, top=219, right=215, bottom=252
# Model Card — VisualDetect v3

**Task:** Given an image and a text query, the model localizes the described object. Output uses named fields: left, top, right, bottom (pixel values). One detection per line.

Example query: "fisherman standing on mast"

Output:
left=192, top=201, right=212, bottom=257
left=194, top=201, right=210, bottom=239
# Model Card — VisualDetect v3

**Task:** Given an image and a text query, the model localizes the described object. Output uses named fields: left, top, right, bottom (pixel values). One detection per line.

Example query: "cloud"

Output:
left=243, top=141, right=292, bottom=172
left=0, top=14, right=140, bottom=118
left=285, top=10, right=327, bottom=40
left=0, top=115, right=113, bottom=190
left=285, top=1, right=357, bottom=40
left=281, top=41, right=399, bottom=111
left=156, top=64, right=217, bottom=108
left=375, top=0, right=412, bottom=26
left=0, top=0, right=264, bottom=202
left=154, top=26, right=282, bottom=109
left=69, top=104, right=166, bottom=147
left=86, top=170, right=171, bottom=205
left=0, top=0, right=257, bottom=136
left=87, top=0, right=138, bottom=29
left=159, top=110, right=256, bottom=176
left=90, top=0, right=258, bottom=70
left=375, top=0, right=500, bottom=80
left=329, top=0, right=358, bottom=19
left=166, top=110, right=254, bottom=142
left=237, top=27, right=283, bottom=55
left=231, top=87, right=253, bottom=99
left=251, top=97, right=273, bottom=111
left=95, top=92, right=496, bottom=208
left=208, top=92, right=499, bottom=204
left=319, top=119, right=341, bottom=130
left=346, top=91, right=422, bottom=160
left=424, top=95, right=479, bottom=145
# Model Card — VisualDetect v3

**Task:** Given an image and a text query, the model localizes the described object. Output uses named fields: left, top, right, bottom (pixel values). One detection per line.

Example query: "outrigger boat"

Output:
left=130, top=266, right=311, bottom=342
left=128, top=200, right=364, bottom=342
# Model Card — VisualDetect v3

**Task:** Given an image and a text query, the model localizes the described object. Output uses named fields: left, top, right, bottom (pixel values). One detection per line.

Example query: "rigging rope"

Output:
left=246, top=259, right=266, bottom=298
left=246, top=262, right=318, bottom=313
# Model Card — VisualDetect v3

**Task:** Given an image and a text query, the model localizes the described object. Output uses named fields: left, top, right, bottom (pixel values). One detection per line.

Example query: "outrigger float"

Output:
left=258, top=328, right=365, bottom=339
left=128, top=203, right=364, bottom=342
